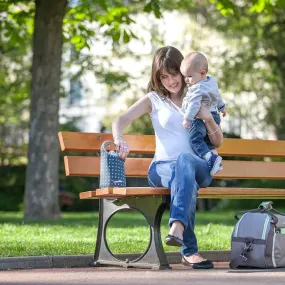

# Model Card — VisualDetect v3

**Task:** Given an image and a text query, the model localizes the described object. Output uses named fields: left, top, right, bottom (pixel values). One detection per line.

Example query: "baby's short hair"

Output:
left=183, top=52, right=208, bottom=73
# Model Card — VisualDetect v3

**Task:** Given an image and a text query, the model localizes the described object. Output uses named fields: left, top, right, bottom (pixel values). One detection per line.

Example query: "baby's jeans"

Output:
left=189, top=111, right=221, bottom=158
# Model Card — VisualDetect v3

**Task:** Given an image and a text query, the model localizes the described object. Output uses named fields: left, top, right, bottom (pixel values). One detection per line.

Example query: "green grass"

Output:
left=0, top=210, right=236, bottom=258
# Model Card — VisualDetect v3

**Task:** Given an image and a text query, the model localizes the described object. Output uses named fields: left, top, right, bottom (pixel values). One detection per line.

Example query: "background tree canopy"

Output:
left=196, top=0, right=285, bottom=140
left=1, top=0, right=285, bottom=219
left=103, top=0, right=285, bottom=140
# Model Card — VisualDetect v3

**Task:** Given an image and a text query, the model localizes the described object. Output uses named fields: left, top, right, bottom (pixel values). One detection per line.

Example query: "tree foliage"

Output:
left=0, top=0, right=160, bottom=160
left=0, top=0, right=163, bottom=219
left=211, top=1, right=285, bottom=139
left=0, top=0, right=162, bottom=163
left=2, top=0, right=285, bottom=219
left=0, top=1, right=33, bottom=165
left=164, top=0, right=285, bottom=139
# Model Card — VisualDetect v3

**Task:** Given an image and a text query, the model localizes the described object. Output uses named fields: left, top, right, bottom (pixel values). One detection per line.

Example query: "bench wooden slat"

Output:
left=59, top=132, right=154, bottom=154
left=58, top=131, right=285, bottom=157
left=221, top=138, right=285, bottom=157
left=199, top=188, right=285, bottom=199
left=64, top=156, right=285, bottom=179
left=79, top=187, right=285, bottom=199
left=79, top=187, right=170, bottom=199
left=64, top=156, right=151, bottom=177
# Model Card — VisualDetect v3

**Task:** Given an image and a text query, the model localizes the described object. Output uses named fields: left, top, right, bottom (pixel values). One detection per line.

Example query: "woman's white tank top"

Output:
left=147, top=91, right=194, bottom=162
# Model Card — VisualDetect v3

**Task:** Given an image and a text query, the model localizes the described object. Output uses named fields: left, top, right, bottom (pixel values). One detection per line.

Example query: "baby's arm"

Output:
left=183, top=95, right=202, bottom=128
left=183, top=87, right=203, bottom=127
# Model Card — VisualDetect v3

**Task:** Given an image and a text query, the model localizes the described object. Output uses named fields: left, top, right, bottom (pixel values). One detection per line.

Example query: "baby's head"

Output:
left=180, top=52, right=208, bottom=85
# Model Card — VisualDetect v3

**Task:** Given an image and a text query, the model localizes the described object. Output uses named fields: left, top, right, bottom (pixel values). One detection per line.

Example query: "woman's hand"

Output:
left=220, top=110, right=227, bottom=117
left=196, top=104, right=223, bottom=148
left=196, top=104, right=213, bottom=122
left=197, top=104, right=223, bottom=148
left=182, top=119, right=191, bottom=129
left=114, top=137, right=129, bottom=161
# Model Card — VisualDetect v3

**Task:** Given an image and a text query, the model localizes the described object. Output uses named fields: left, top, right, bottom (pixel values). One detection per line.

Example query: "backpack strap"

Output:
left=271, top=207, right=285, bottom=217
left=229, top=238, right=254, bottom=269
left=234, top=209, right=260, bottom=221
left=234, top=201, right=285, bottom=222
left=259, top=201, right=285, bottom=219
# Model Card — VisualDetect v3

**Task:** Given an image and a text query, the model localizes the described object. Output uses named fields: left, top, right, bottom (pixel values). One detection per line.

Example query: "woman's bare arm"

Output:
left=112, top=95, right=152, bottom=160
left=205, top=119, right=223, bottom=148
left=196, top=104, right=223, bottom=148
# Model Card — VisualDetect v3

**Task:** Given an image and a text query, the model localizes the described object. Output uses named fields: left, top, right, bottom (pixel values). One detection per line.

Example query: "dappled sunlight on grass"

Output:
left=0, top=210, right=235, bottom=257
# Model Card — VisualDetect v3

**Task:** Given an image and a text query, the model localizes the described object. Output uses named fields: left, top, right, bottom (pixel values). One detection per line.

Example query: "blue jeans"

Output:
left=189, top=111, right=221, bottom=158
left=148, top=152, right=212, bottom=256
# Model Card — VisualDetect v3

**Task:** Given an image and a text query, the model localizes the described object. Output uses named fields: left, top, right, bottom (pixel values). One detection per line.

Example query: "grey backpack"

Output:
left=230, top=201, right=285, bottom=269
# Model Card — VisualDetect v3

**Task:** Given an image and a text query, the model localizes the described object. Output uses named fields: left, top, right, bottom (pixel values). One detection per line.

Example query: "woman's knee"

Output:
left=177, top=152, right=197, bottom=167
left=148, top=163, right=163, bottom=187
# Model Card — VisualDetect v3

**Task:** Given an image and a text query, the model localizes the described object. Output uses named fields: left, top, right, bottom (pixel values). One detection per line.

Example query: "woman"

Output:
left=112, top=46, right=223, bottom=269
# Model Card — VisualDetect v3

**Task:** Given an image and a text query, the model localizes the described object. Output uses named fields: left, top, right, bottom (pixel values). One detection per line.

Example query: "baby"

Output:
left=180, top=52, right=226, bottom=175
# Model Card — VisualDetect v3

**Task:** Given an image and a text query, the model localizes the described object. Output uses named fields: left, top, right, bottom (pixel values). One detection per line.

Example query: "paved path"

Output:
left=1, top=263, right=285, bottom=285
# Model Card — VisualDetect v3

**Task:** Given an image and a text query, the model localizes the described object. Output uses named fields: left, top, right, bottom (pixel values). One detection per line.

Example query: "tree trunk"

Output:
left=24, top=0, right=67, bottom=220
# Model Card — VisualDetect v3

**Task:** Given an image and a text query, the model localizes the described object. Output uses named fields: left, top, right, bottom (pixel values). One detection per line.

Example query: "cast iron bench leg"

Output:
left=90, top=196, right=171, bottom=270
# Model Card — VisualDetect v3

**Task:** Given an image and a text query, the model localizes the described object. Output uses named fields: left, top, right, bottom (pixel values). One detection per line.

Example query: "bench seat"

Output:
left=80, top=187, right=285, bottom=199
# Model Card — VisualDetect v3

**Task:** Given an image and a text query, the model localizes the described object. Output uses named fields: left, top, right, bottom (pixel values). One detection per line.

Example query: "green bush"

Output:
left=1, top=165, right=100, bottom=212
left=0, top=166, right=25, bottom=211
left=2, top=164, right=151, bottom=212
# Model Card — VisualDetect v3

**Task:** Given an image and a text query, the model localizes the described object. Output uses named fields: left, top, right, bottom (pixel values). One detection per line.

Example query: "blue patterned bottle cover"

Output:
left=100, top=140, right=126, bottom=188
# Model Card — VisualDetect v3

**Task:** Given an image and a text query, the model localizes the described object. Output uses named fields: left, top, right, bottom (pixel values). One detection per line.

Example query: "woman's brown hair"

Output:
left=147, top=46, right=186, bottom=98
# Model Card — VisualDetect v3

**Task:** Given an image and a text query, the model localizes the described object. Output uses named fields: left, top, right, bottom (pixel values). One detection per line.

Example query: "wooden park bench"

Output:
left=58, top=131, right=285, bottom=269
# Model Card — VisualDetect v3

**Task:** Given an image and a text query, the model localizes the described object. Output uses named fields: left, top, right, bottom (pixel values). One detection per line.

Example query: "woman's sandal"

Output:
left=182, top=256, right=214, bottom=269
left=164, top=234, right=184, bottom=247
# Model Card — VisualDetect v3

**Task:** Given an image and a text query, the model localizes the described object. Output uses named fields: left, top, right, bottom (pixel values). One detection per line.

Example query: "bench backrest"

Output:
left=58, top=132, right=285, bottom=180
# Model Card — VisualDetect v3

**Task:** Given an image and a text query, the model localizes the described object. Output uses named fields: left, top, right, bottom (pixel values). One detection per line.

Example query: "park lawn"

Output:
left=0, top=210, right=236, bottom=258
